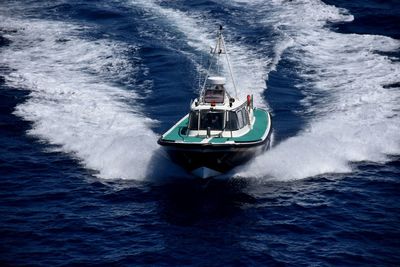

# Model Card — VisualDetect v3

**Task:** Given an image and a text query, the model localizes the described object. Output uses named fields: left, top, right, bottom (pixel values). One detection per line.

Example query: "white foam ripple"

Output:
left=234, top=0, right=400, bottom=180
left=3, top=0, right=399, bottom=182
left=0, top=16, right=160, bottom=180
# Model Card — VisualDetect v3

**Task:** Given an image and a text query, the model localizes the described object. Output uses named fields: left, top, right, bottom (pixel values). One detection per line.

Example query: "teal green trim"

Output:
left=162, top=117, right=204, bottom=143
left=211, top=109, right=269, bottom=143
left=161, top=108, right=270, bottom=144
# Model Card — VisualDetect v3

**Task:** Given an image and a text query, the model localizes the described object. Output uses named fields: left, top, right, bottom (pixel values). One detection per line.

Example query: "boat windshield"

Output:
left=225, top=111, right=239, bottom=130
left=188, top=111, right=199, bottom=130
left=199, top=110, right=224, bottom=130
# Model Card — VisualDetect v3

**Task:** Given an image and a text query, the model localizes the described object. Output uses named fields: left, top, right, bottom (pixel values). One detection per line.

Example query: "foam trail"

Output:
left=233, top=0, right=400, bottom=180
left=0, top=16, right=164, bottom=180
left=128, top=0, right=289, bottom=107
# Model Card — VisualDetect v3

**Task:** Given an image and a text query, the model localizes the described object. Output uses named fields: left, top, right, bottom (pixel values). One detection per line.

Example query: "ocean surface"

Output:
left=1, top=0, right=399, bottom=265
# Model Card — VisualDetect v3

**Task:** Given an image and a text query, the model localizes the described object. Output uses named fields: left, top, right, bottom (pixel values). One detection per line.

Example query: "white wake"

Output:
left=2, top=0, right=399, bottom=182
left=0, top=16, right=160, bottom=180
left=232, top=0, right=400, bottom=180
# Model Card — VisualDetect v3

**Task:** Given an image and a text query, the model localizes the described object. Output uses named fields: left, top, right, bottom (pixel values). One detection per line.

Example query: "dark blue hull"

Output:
left=159, top=131, right=272, bottom=177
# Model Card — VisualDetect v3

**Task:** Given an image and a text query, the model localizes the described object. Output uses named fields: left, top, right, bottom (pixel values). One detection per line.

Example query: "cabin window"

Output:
left=242, top=108, right=249, bottom=125
left=199, top=110, right=224, bottom=130
left=236, top=109, right=245, bottom=129
left=188, top=111, right=199, bottom=130
left=204, top=89, right=224, bottom=103
left=225, top=111, right=239, bottom=130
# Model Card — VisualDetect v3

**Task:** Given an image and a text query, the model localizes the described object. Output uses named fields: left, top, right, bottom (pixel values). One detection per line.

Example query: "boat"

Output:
left=158, top=26, right=272, bottom=178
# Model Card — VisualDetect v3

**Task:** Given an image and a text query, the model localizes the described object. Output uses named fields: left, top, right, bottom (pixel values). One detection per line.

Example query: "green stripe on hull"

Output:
left=162, top=108, right=270, bottom=144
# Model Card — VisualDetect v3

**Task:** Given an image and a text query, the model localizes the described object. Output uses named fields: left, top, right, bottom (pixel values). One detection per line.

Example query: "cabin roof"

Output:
left=190, top=97, right=244, bottom=111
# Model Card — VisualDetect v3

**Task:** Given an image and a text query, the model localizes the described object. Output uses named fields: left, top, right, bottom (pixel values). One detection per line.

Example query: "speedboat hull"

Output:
left=157, top=27, right=273, bottom=179
left=158, top=132, right=271, bottom=178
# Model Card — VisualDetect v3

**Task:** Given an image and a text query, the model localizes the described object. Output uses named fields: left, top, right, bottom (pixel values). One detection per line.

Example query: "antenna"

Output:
left=219, top=26, right=238, bottom=98
left=198, top=53, right=202, bottom=91
left=199, top=25, right=238, bottom=98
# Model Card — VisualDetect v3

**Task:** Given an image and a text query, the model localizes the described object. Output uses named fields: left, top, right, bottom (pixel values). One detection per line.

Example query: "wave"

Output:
left=233, top=0, right=400, bottom=180
left=0, top=15, right=163, bottom=180
left=2, top=0, right=399, bottom=182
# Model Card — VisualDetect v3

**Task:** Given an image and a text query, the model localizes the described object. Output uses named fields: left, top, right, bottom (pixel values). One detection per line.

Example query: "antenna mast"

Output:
left=200, top=25, right=238, bottom=98
left=218, top=25, right=238, bottom=98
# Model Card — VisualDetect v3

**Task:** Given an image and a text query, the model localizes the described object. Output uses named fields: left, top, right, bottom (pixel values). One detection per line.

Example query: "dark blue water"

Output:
left=1, top=0, right=400, bottom=266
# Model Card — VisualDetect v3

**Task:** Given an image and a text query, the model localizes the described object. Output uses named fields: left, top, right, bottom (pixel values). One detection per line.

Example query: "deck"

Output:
left=161, top=109, right=270, bottom=144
